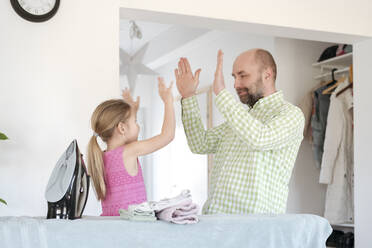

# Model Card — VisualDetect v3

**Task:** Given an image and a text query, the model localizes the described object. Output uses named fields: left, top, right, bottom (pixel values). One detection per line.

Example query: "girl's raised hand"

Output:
left=158, top=77, right=174, bottom=104
left=122, top=88, right=140, bottom=112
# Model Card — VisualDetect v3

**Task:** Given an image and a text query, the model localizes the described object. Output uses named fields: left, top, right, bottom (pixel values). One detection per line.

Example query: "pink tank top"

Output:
left=101, top=145, right=147, bottom=216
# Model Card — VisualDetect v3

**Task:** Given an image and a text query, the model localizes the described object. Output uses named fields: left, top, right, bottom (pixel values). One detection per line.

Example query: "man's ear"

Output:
left=264, top=68, right=272, bottom=81
left=117, top=122, right=127, bottom=135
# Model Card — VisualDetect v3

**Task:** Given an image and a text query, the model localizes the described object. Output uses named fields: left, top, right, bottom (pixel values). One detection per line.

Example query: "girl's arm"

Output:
left=125, top=77, right=175, bottom=157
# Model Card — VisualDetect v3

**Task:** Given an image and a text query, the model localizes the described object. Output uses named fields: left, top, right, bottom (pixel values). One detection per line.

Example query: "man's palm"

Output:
left=175, top=58, right=201, bottom=98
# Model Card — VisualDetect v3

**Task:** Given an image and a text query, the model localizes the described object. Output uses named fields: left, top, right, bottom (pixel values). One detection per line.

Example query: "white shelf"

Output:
left=312, top=53, right=353, bottom=68
left=314, top=67, right=350, bottom=80
left=313, top=52, right=353, bottom=80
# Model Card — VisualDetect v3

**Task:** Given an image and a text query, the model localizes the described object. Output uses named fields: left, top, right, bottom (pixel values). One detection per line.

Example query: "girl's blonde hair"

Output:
left=87, top=99, right=131, bottom=200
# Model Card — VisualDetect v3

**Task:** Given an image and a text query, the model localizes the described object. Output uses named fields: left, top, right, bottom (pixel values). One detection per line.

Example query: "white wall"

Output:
left=0, top=0, right=119, bottom=216
left=354, top=39, right=372, bottom=248
left=120, top=0, right=372, bottom=38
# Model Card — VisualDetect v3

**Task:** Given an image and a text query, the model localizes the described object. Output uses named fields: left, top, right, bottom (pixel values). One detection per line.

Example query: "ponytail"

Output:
left=87, top=135, right=106, bottom=200
left=87, top=99, right=131, bottom=201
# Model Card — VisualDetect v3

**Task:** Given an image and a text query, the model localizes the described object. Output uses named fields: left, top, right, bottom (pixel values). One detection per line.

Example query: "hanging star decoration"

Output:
left=120, top=20, right=158, bottom=94
left=119, top=44, right=158, bottom=94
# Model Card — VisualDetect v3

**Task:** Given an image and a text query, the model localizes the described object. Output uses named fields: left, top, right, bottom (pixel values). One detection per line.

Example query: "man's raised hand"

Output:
left=213, top=50, right=226, bottom=95
left=175, top=58, right=201, bottom=99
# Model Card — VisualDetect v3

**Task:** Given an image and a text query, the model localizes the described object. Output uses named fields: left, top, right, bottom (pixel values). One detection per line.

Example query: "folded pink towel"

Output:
left=170, top=214, right=199, bottom=224
left=156, top=200, right=199, bottom=224
left=173, top=203, right=198, bottom=216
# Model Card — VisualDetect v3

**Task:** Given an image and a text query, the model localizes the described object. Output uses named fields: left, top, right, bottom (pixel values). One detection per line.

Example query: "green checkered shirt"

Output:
left=181, top=89, right=304, bottom=214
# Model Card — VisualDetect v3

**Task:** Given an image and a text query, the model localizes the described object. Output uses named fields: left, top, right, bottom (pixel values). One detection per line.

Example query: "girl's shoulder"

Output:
left=122, top=141, right=140, bottom=159
left=104, top=145, right=125, bottom=155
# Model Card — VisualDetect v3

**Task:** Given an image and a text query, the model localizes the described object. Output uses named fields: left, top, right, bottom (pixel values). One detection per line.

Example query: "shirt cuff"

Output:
left=181, top=95, right=198, bottom=112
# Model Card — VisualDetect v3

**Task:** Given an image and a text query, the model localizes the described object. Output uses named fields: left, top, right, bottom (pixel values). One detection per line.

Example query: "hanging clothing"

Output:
left=298, top=82, right=323, bottom=142
left=311, top=84, right=332, bottom=168
left=319, top=79, right=354, bottom=224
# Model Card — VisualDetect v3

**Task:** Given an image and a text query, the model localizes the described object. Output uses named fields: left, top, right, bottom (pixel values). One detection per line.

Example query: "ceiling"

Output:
left=119, top=19, right=172, bottom=55
left=119, top=19, right=216, bottom=70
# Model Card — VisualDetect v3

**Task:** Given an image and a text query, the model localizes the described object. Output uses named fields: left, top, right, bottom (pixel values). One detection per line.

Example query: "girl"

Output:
left=87, top=77, right=175, bottom=216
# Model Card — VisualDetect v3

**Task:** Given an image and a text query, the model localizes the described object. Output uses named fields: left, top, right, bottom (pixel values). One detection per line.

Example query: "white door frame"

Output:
left=119, top=7, right=372, bottom=247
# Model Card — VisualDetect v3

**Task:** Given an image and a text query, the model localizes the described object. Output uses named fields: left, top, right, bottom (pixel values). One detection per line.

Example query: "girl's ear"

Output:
left=117, top=122, right=127, bottom=135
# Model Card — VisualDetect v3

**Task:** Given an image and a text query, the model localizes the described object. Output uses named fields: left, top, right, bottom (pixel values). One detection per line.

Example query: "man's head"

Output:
left=232, top=49, right=277, bottom=107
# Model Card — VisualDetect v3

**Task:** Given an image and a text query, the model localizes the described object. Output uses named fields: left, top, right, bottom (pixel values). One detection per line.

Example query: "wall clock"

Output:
left=10, top=0, right=60, bottom=23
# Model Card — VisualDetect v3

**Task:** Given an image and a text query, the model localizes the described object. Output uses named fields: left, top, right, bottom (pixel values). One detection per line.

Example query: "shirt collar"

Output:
left=251, top=90, right=284, bottom=113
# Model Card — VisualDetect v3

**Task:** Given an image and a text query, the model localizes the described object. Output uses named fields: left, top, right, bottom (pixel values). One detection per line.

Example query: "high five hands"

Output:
left=175, top=50, right=225, bottom=98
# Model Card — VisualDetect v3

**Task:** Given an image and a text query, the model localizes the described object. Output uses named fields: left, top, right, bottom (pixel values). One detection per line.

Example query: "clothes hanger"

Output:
left=314, top=69, right=336, bottom=91
left=322, top=68, right=345, bottom=95
left=319, top=80, right=329, bottom=87
left=325, top=68, right=337, bottom=86
left=336, top=64, right=353, bottom=97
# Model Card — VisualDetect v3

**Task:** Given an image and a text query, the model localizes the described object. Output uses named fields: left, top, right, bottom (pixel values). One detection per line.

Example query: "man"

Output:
left=175, top=49, right=304, bottom=214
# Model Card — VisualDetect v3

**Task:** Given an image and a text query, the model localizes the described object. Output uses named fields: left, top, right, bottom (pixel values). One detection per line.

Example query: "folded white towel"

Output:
left=119, top=209, right=156, bottom=222
left=128, top=202, right=153, bottom=215
left=119, top=202, right=156, bottom=222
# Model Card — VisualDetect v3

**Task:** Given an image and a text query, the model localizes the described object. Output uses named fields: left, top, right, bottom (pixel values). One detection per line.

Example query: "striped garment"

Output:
left=181, top=89, right=304, bottom=214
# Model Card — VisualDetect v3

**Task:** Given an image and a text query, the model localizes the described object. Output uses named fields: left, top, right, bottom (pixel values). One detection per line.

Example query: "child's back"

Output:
left=88, top=77, right=174, bottom=216
left=101, top=146, right=146, bottom=216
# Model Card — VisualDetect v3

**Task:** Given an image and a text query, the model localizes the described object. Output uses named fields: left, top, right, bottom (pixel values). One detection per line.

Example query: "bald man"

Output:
left=175, top=49, right=304, bottom=215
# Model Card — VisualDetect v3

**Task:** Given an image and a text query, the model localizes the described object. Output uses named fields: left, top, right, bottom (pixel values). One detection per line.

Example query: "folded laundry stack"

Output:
left=150, top=190, right=199, bottom=224
left=119, top=190, right=199, bottom=224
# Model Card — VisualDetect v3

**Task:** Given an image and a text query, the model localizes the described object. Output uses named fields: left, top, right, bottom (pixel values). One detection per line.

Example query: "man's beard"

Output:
left=236, top=86, right=264, bottom=108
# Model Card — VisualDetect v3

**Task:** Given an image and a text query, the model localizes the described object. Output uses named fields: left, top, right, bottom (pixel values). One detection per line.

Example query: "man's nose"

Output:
left=234, top=79, right=240, bottom=89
